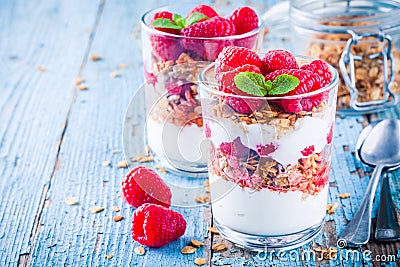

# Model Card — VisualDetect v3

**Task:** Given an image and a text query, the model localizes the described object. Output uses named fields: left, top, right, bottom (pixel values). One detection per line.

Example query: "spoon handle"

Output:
left=375, top=173, right=400, bottom=241
left=339, top=164, right=384, bottom=247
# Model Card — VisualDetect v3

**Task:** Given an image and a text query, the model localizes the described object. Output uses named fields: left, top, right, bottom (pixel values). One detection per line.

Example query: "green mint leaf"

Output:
left=268, top=74, right=300, bottom=95
left=151, top=18, right=182, bottom=30
left=234, top=72, right=267, bottom=97
left=265, top=80, right=272, bottom=90
left=173, top=14, right=186, bottom=28
left=186, top=12, right=208, bottom=26
left=173, top=14, right=182, bottom=22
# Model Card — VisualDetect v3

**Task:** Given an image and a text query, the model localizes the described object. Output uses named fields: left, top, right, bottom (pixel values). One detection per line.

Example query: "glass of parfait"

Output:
left=199, top=47, right=338, bottom=250
left=140, top=4, right=264, bottom=176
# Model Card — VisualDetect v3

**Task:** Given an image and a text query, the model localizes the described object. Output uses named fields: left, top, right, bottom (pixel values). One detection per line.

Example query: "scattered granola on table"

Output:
left=181, top=245, right=197, bottom=254
left=326, top=202, right=339, bottom=215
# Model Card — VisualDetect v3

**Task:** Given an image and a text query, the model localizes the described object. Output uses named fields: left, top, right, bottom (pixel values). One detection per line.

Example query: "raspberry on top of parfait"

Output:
left=214, top=46, right=333, bottom=114
left=148, top=4, right=260, bottom=61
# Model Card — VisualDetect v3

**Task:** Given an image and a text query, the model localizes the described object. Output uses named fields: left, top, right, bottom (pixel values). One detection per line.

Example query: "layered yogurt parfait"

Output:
left=200, top=47, right=338, bottom=249
left=141, top=4, right=263, bottom=174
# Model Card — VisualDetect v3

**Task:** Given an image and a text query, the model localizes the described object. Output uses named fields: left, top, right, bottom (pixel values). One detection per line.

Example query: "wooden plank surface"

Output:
left=0, top=0, right=100, bottom=266
left=30, top=0, right=210, bottom=266
left=0, top=0, right=399, bottom=266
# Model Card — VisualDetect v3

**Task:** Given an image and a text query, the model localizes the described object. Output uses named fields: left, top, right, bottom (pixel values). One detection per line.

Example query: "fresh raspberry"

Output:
left=224, top=95, right=263, bottom=114
left=215, top=50, right=264, bottom=114
left=265, top=69, right=323, bottom=112
left=216, top=64, right=262, bottom=94
left=220, top=142, right=232, bottom=155
left=181, top=17, right=235, bottom=60
left=256, top=143, right=278, bottom=156
left=181, top=16, right=234, bottom=37
left=228, top=7, right=259, bottom=34
left=131, top=203, right=186, bottom=247
left=187, top=4, right=218, bottom=20
left=203, top=39, right=235, bottom=61
left=261, top=50, right=299, bottom=75
left=301, top=145, right=315, bottom=157
left=300, top=59, right=332, bottom=88
left=265, top=69, right=318, bottom=95
left=149, top=11, right=180, bottom=35
left=150, top=34, right=183, bottom=61
left=216, top=46, right=262, bottom=74
left=122, top=166, right=172, bottom=208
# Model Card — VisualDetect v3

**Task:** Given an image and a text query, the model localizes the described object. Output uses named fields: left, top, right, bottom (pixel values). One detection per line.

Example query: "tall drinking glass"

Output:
left=141, top=4, right=264, bottom=176
left=199, top=56, right=338, bottom=249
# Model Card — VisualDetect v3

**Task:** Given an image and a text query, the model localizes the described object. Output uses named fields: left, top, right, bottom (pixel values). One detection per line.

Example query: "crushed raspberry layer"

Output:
left=210, top=137, right=331, bottom=195
left=150, top=82, right=203, bottom=128
left=148, top=54, right=206, bottom=128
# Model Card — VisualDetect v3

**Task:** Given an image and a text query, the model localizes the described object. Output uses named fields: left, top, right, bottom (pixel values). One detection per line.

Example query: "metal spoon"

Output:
left=339, top=119, right=400, bottom=246
left=354, top=120, right=400, bottom=242
left=375, top=172, right=400, bottom=241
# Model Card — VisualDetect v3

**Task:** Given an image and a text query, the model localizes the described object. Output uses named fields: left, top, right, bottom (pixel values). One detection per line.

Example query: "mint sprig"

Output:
left=267, top=74, right=300, bottom=95
left=150, top=12, right=208, bottom=30
left=151, top=18, right=182, bottom=30
left=233, top=72, right=268, bottom=96
left=186, top=12, right=208, bottom=26
left=234, top=72, right=300, bottom=96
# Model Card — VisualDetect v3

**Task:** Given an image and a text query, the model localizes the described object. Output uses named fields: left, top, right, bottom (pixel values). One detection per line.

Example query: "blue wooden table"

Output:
left=0, top=0, right=399, bottom=266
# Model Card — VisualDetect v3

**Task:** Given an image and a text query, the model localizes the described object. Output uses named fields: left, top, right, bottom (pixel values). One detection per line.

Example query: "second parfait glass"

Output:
left=140, top=4, right=264, bottom=176
left=199, top=56, right=339, bottom=250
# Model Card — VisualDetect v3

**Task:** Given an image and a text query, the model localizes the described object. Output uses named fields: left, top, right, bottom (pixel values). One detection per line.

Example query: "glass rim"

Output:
left=140, top=3, right=264, bottom=40
left=290, top=0, right=400, bottom=34
left=199, top=55, right=339, bottom=100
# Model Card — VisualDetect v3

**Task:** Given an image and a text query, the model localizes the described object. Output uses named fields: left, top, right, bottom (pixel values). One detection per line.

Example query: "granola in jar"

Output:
left=290, top=0, right=400, bottom=112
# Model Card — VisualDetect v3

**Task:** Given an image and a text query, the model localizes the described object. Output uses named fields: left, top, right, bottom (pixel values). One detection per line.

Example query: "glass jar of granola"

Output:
left=290, top=0, right=400, bottom=113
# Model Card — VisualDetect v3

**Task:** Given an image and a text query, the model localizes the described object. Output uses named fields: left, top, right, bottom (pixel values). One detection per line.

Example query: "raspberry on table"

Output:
left=122, top=166, right=172, bottom=208
left=261, top=50, right=299, bottom=75
left=216, top=46, right=262, bottom=74
left=228, top=7, right=259, bottom=35
left=187, top=4, right=218, bottom=20
left=300, top=59, right=332, bottom=88
left=131, top=203, right=187, bottom=247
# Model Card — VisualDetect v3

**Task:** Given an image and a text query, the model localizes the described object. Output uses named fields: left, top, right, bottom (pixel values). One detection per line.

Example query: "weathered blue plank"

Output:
left=0, top=0, right=100, bottom=266
left=29, top=0, right=211, bottom=266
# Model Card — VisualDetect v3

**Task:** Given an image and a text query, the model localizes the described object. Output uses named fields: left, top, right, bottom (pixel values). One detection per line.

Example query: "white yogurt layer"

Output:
left=210, top=174, right=328, bottom=235
left=207, top=108, right=334, bottom=166
left=146, top=118, right=208, bottom=165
